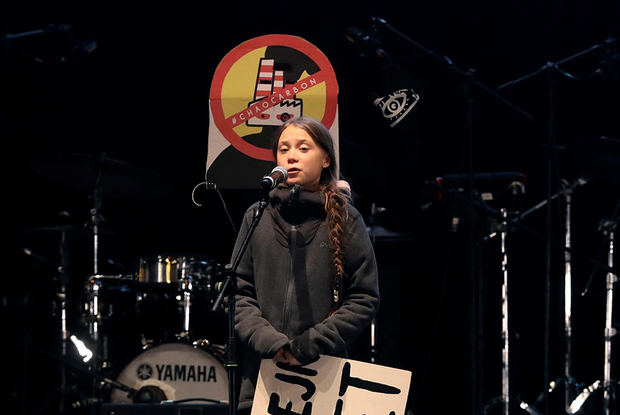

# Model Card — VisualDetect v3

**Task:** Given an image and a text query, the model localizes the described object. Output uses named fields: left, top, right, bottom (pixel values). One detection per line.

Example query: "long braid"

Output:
left=322, top=183, right=349, bottom=305
left=272, top=116, right=351, bottom=306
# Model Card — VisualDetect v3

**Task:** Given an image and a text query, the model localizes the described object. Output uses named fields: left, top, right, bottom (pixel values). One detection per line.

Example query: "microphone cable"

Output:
left=191, top=175, right=237, bottom=236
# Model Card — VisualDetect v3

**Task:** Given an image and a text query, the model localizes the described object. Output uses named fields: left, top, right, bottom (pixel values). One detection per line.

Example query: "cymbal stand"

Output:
left=599, top=218, right=617, bottom=415
left=85, top=154, right=106, bottom=405
left=84, top=278, right=101, bottom=415
left=371, top=17, right=534, bottom=414
left=58, top=227, right=70, bottom=414
left=87, top=155, right=107, bottom=415
left=499, top=208, right=510, bottom=415
left=179, top=261, right=193, bottom=340
left=562, top=182, right=575, bottom=413
left=90, top=176, right=103, bottom=276
left=496, top=38, right=613, bottom=415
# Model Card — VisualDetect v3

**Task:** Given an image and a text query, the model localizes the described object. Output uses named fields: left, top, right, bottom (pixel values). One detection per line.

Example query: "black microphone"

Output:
left=260, top=166, right=288, bottom=190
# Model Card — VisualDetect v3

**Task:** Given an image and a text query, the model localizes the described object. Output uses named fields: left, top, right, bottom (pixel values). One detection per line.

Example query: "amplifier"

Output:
left=100, top=403, right=229, bottom=415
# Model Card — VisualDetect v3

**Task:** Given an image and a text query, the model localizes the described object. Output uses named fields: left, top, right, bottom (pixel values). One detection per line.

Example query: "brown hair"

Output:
left=273, top=116, right=350, bottom=305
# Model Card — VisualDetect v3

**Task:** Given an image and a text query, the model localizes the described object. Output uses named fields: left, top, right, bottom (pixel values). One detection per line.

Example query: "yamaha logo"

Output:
left=137, top=363, right=153, bottom=380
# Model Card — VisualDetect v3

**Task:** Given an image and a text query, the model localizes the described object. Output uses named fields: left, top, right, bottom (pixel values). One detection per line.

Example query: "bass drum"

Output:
left=110, top=343, right=228, bottom=403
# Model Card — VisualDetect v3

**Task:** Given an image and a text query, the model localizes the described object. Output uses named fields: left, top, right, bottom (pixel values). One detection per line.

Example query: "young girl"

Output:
left=232, top=116, right=380, bottom=410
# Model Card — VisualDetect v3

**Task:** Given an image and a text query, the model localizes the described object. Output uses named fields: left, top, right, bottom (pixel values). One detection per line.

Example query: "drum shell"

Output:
left=83, top=271, right=227, bottom=363
left=109, top=342, right=228, bottom=403
left=137, top=255, right=219, bottom=286
left=84, top=275, right=140, bottom=330
left=83, top=275, right=183, bottom=357
left=84, top=275, right=143, bottom=369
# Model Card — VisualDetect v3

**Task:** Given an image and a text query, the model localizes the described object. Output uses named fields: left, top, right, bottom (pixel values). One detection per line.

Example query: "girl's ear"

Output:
left=323, top=155, right=331, bottom=168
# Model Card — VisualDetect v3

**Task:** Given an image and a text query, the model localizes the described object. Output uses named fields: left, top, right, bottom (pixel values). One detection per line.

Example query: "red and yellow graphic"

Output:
left=207, top=35, right=339, bottom=188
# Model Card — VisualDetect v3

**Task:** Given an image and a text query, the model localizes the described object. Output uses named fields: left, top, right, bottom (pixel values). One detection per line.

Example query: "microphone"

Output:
left=260, top=166, right=288, bottom=190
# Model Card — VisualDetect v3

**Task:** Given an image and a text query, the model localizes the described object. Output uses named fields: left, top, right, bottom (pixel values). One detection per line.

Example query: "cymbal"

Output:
left=367, top=225, right=414, bottom=243
left=29, top=153, right=172, bottom=200
left=564, top=136, right=620, bottom=190
left=23, top=224, right=116, bottom=241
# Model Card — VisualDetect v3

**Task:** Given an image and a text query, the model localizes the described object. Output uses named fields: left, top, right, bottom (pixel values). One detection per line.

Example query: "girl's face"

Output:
left=276, top=125, right=331, bottom=190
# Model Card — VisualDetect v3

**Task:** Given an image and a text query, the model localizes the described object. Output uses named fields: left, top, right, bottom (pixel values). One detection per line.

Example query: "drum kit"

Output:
left=24, top=153, right=230, bottom=412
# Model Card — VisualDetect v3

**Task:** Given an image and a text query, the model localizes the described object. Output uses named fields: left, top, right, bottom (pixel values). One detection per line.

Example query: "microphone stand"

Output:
left=372, top=16, right=533, bottom=415
left=495, top=37, right=613, bottom=415
left=599, top=219, right=617, bottom=415
left=212, top=190, right=270, bottom=415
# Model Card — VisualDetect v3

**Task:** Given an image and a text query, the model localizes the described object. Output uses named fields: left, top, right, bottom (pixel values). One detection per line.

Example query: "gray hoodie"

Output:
left=233, top=186, right=380, bottom=409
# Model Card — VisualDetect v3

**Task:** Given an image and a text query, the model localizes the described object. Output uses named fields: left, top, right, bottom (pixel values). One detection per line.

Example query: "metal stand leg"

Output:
left=500, top=208, right=510, bottom=415
left=370, top=318, right=378, bottom=364
left=85, top=276, right=103, bottom=413
left=569, top=219, right=618, bottom=414
left=600, top=221, right=617, bottom=415
left=563, top=186, right=574, bottom=414
left=179, top=277, right=192, bottom=340
left=58, top=229, right=70, bottom=414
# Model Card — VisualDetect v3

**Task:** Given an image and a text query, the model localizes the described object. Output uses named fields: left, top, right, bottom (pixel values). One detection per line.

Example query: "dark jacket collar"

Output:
left=269, top=185, right=326, bottom=247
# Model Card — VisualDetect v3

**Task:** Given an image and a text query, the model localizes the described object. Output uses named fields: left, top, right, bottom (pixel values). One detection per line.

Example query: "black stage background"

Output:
left=2, top=1, right=620, bottom=414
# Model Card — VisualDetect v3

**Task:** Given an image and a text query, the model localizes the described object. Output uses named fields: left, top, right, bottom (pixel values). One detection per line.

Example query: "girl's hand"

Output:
left=273, top=347, right=302, bottom=365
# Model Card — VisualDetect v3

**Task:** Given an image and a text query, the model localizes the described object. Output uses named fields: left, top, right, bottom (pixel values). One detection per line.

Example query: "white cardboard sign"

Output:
left=251, top=355, right=412, bottom=415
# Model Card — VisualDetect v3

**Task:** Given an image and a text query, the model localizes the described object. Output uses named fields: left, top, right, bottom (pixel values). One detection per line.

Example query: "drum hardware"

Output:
left=552, top=214, right=620, bottom=415
left=29, top=151, right=172, bottom=276
left=83, top=259, right=226, bottom=387
left=591, top=218, right=617, bottom=415
left=350, top=20, right=532, bottom=413
left=477, top=208, right=514, bottom=415
left=25, top=339, right=138, bottom=409
left=499, top=208, right=510, bottom=415
left=495, top=37, right=614, bottom=415
left=57, top=225, right=71, bottom=414
left=22, top=218, right=128, bottom=413
left=178, top=277, right=193, bottom=340
left=91, top=171, right=103, bottom=276
left=560, top=181, right=581, bottom=412
left=84, top=275, right=119, bottom=373
left=137, top=254, right=222, bottom=343
left=138, top=255, right=217, bottom=285
left=24, top=218, right=76, bottom=414
left=523, top=181, right=584, bottom=415
left=524, top=209, right=619, bottom=415
left=568, top=380, right=620, bottom=414
left=497, top=179, right=596, bottom=415
left=434, top=173, right=529, bottom=414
